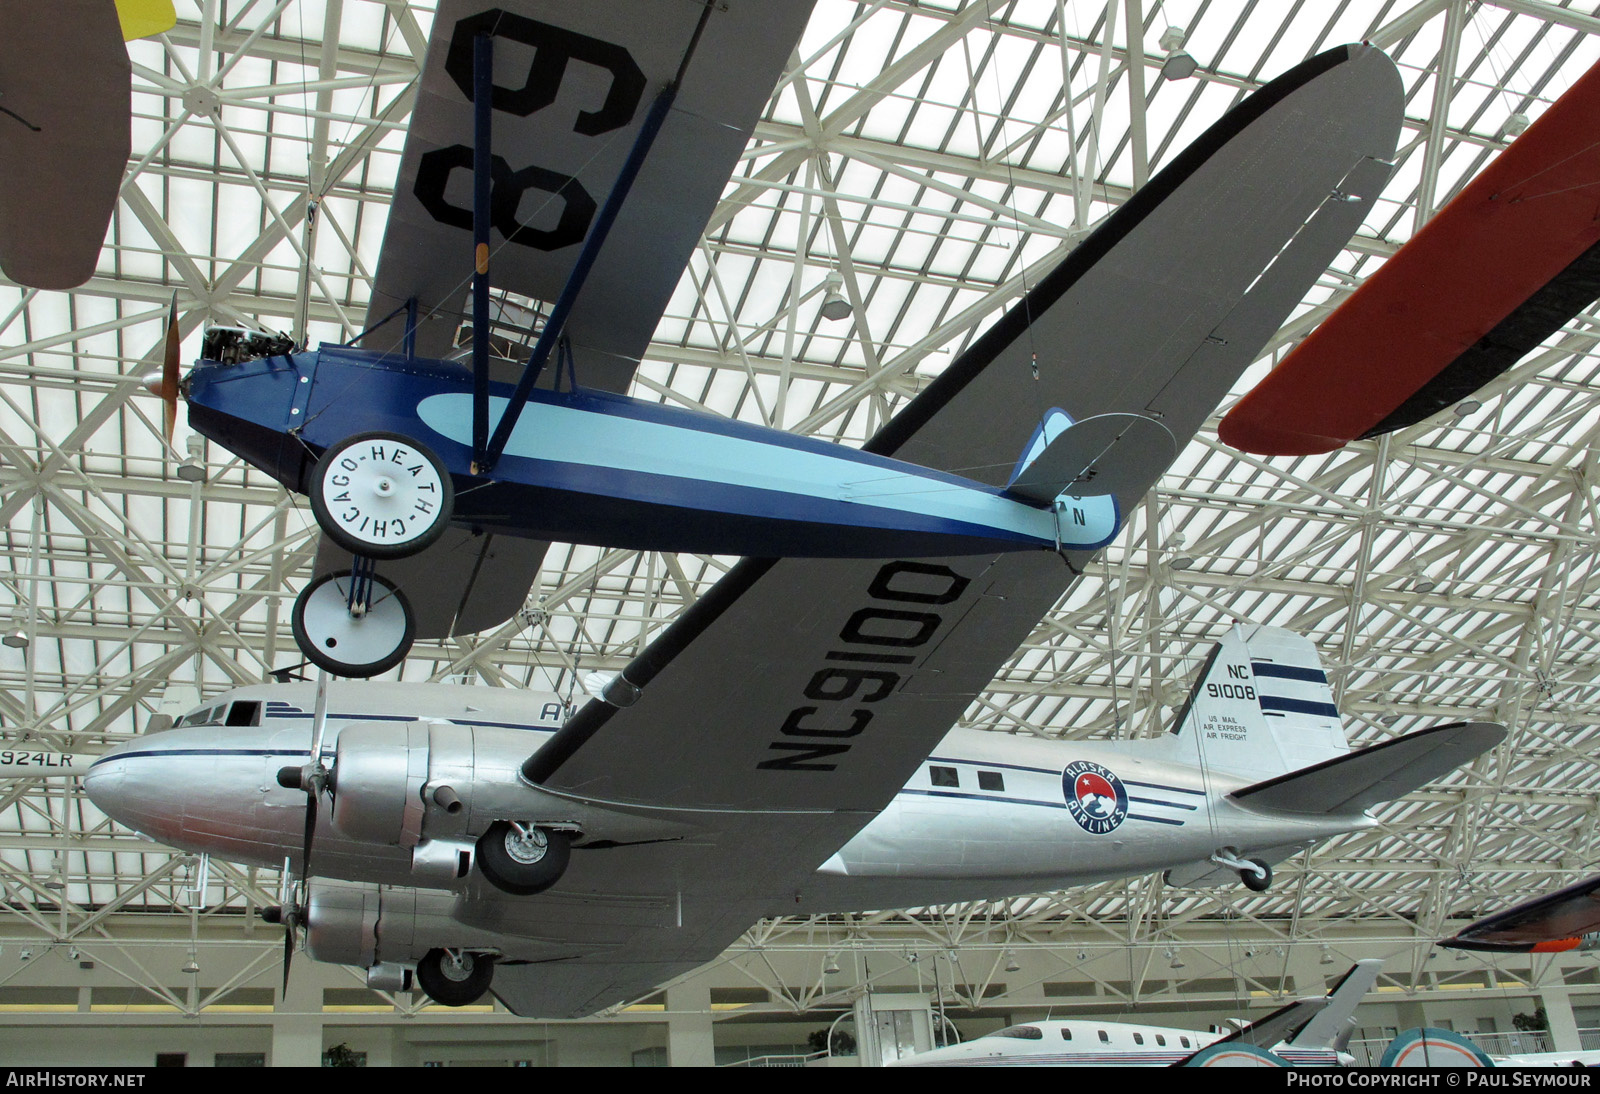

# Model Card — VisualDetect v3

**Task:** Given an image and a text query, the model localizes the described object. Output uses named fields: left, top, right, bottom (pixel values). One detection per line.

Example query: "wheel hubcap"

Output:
left=440, top=951, right=475, bottom=983
left=504, top=824, right=549, bottom=865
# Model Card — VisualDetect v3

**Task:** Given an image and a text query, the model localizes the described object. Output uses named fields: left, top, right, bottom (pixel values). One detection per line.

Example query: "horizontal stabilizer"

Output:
left=1441, top=874, right=1600, bottom=953
left=1231, top=721, right=1505, bottom=816
left=1005, top=412, right=1176, bottom=502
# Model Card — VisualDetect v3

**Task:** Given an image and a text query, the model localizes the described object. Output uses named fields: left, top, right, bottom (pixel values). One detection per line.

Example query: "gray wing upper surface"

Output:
left=486, top=44, right=1404, bottom=1018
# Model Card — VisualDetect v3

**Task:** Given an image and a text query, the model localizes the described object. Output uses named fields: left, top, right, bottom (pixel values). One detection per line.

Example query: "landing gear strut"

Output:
left=1209, top=849, right=1273, bottom=892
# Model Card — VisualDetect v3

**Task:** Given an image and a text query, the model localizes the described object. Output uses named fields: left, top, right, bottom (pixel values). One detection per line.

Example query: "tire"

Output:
left=476, top=821, right=571, bottom=896
left=291, top=570, right=415, bottom=678
left=309, top=431, right=454, bottom=560
left=415, top=948, right=494, bottom=1007
left=1240, top=858, right=1272, bottom=892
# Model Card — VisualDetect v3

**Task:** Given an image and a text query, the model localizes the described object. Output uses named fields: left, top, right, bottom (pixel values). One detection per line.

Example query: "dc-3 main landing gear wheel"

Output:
left=309, top=431, right=454, bottom=560
left=415, top=948, right=495, bottom=1007
left=291, top=568, right=415, bottom=677
left=476, top=821, right=571, bottom=896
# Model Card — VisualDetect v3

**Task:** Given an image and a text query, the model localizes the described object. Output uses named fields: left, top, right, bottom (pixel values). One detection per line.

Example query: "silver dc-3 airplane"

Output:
left=84, top=628, right=1502, bottom=1013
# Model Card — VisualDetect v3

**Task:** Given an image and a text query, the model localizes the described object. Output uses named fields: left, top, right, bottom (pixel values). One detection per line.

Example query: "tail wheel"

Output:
left=309, top=431, right=454, bottom=560
left=415, top=948, right=494, bottom=1007
left=476, top=821, right=571, bottom=896
left=291, top=569, right=414, bottom=678
left=1240, top=858, right=1273, bottom=892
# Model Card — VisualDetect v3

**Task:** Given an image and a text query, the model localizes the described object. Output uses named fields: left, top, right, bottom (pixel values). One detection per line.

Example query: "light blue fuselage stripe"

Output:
left=417, top=394, right=1119, bottom=549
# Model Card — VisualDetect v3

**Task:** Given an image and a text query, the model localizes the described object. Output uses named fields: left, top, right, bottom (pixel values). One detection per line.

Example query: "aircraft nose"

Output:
left=83, top=743, right=186, bottom=845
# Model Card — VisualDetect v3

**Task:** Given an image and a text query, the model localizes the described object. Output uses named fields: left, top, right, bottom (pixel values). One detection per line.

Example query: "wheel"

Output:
left=291, top=570, right=415, bottom=678
left=309, top=431, right=454, bottom=560
left=476, top=821, right=571, bottom=896
left=415, top=948, right=494, bottom=1007
left=1240, top=858, right=1272, bottom=892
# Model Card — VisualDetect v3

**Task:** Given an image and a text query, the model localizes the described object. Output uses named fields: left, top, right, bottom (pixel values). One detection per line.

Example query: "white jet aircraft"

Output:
left=85, top=628, right=1500, bottom=1012
left=892, top=959, right=1383, bottom=1067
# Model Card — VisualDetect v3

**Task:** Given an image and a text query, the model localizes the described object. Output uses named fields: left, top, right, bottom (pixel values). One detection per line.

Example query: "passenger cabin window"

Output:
left=978, top=770, right=1004, bottom=791
left=1098, top=1030, right=1110, bottom=1044
left=994, top=1025, right=1042, bottom=1040
left=1059, top=1028, right=1072, bottom=1041
left=1180, top=1036, right=1191, bottom=1048
left=1156, top=1034, right=1166, bottom=1046
left=1133, top=1033, right=1144, bottom=1045
left=930, top=766, right=959, bottom=788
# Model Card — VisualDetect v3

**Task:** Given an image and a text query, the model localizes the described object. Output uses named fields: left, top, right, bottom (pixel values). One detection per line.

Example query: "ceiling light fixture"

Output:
left=176, top=434, right=206, bottom=484
left=819, top=272, right=852, bottom=322
left=1159, top=26, right=1198, bottom=81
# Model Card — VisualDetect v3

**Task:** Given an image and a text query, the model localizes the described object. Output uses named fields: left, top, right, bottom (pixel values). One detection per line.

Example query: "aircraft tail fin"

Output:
left=1162, top=625, right=1351, bottom=782
left=1284, top=959, right=1384, bottom=1048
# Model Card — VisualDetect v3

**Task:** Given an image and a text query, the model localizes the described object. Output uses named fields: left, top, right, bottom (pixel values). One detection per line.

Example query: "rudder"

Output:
left=1164, top=625, right=1349, bottom=781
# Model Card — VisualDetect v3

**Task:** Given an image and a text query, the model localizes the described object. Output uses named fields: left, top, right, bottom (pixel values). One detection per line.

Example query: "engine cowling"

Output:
left=305, top=880, right=381, bottom=968
left=331, top=721, right=440, bottom=845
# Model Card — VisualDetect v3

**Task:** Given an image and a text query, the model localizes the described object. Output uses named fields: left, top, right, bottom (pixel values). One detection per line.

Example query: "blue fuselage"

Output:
left=187, top=347, right=1119, bottom=558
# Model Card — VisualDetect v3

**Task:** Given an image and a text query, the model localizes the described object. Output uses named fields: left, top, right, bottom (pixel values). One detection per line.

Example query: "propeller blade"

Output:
left=161, top=293, right=179, bottom=444
left=301, top=782, right=319, bottom=875
left=281, top=914, right=295, bottom=993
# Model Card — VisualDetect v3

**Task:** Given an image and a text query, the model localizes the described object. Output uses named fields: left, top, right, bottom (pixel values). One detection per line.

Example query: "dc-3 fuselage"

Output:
left=86, top=685, right=1356, bottom=898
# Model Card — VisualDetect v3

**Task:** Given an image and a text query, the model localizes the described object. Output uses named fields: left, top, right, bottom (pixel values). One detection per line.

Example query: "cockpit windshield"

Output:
left=173, top=700, right=262, bottom=728
left=993, top=1025, right=1043, bottom=1040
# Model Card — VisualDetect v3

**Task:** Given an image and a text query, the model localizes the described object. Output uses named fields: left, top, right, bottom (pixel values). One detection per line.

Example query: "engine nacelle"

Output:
left=330, top=721, right=431, bottom=846
left=324, top=718, right=695, bottom=864
left=305, top=880, right=381, bottom=968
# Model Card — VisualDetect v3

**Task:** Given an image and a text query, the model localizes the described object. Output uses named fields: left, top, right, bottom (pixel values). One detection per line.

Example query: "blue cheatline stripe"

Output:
left=91, top=747, right=311, bottom=767
left=1129, top=796, right=1196, bottom=811
left=901, top=789, right=1185, bottom=825
left=1259, top=695, right=1340, bottom=717
left=263, top=710, right=558, bottom=732
left=904, top=788, right=1065, bottom=810
left=1123, top=778, right=1206, bottom=796
left=1251, top=661, right=1328, bottom=683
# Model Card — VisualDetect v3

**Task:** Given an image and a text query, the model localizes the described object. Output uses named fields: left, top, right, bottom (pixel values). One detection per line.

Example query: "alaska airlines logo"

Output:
left=1063, top=761, right=1128, bottom=834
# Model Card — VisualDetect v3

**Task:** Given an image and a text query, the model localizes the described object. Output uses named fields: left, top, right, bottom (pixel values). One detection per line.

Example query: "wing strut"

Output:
left=476, top=1, right=716, bottom=475
left=470, top=30, right=493, bottom=472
